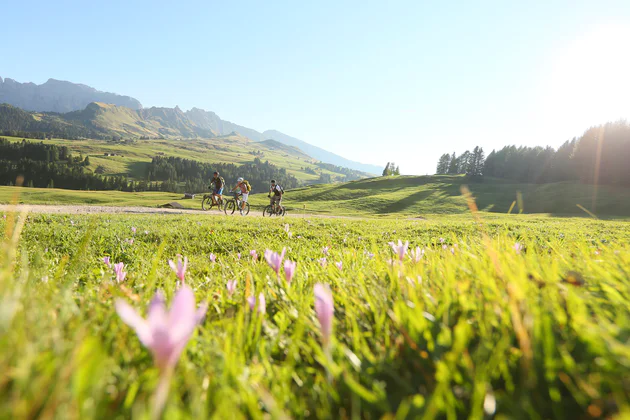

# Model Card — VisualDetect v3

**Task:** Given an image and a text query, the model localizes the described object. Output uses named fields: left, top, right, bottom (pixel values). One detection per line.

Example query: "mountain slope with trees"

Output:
left=0, top=76, right=382, bottom=174
left=435, top=120, right=630, bottom=187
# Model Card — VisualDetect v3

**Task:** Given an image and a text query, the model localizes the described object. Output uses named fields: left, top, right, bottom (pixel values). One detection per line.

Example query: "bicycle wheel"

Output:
left=243, top=202, right=250, bottom=215
left=224, top=200, right=236, bottom=215
left=279, top=206, right=286, bottom=217
left=201, top=196, right=212, bottom=211
left=263, top=205, right=273, bottom=217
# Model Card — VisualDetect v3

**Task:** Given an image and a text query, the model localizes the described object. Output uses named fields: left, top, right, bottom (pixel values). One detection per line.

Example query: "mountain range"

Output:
left=0, top=76, right=382, bottom=174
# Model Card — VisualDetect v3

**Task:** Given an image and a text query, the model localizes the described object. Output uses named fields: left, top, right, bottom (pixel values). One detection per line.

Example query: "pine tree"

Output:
left=382, top=162, right=391, bottom=176
left=436, top=154, right=451, bottom=174
left=447, top=153, right=458, bottom=174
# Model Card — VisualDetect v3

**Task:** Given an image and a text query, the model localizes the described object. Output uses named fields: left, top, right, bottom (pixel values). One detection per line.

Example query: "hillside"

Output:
left=0, top=135, right=368, bottom=185
left=0, top=77, right=141, bottom=112
left=1, top=102, right=216, bottom=140
left=186, top=107, right=382, bottom=174
left=259, top=175, right=630, bottom=216
left=0, top=76, right=382, bottom=174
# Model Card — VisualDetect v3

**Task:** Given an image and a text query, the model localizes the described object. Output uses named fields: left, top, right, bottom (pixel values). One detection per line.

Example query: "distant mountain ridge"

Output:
left=186, top=109, right=382, bottom=174
left=0, top=76, right=381, bottom=174
left=0, top=77, right=142, bottom=113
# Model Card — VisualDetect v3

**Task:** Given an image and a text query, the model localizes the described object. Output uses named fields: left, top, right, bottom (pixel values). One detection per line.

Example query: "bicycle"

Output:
left=224, top=192, right=250, bottom=215
left=201, top=193, right=224, bottom=211
left=263, top=197, right=286, bottom=217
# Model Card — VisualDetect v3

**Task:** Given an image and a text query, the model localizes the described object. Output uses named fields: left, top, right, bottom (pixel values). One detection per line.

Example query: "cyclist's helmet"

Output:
left=270, top=179, right=276, bottom=184
left=213, top=171, right=219, bottom=175
left=237, top=177, right=244, bottom=183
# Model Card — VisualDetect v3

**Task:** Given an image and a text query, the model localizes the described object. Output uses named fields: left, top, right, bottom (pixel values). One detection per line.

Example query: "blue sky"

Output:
left=2, top=0, right=630, bottom=174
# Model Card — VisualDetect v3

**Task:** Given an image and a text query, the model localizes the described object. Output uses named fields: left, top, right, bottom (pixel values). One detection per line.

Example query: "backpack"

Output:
left=219, top=176, right=225, bottom=187
left=243, top=180, right=252, bottom=192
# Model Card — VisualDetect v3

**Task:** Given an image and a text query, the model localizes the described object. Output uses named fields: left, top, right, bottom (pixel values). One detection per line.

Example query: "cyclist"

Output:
left=231, top=177, right=252, bottom=215
left=209, top=171, right=224, bottom=207
left=268, top=179, right=284, bottom=214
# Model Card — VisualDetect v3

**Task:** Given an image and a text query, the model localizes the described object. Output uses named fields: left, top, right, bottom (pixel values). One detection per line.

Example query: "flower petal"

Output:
left=115, top=299, right=153, bottom=347
left=167, top=286, right=197, bottom=343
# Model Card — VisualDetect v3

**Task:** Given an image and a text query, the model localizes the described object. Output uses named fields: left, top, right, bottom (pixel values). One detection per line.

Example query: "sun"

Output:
left=541, top=23, right=630, bottom=135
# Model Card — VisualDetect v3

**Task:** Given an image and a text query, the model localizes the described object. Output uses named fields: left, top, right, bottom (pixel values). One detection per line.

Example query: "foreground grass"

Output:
left=0, top=212, right=629, bottom=418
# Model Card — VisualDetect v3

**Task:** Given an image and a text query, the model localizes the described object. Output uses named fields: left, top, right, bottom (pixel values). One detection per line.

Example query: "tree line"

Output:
left=0, top=138, right=300, bottom=193
left=382, top=162, right=401, bottom=176
left=0, top=138, right=131, bottom=190
left=146, top=156, right=300, bottom=193
left=435, top=120, right=630, bottom=186
left=436, top=147, right=485, bottom=176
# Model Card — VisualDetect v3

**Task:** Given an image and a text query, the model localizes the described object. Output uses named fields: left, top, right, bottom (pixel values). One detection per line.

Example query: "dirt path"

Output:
left=0, top=204, right=365, bottom=219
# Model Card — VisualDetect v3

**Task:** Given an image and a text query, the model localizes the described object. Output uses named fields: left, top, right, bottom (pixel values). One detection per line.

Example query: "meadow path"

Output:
left=0, top=204, right=365, bottom=219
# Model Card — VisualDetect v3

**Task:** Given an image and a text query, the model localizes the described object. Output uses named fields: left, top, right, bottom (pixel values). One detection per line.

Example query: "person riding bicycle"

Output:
left=230, top=177, right=251, bottom=215
left=268, top=179, right=284, bottom=213
left=209, top=171, right=224, bottom=207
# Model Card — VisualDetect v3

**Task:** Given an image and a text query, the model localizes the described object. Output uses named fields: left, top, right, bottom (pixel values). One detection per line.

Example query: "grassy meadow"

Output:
left=4, top=174, right=630, bottom=218
left=0, top=206, right=629, bottom=418
left=0, top=135, right=355, bottom=184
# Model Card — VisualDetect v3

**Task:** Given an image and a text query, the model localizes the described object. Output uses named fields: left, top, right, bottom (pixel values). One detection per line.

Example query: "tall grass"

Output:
left=0, top=209, right=628, bottom=418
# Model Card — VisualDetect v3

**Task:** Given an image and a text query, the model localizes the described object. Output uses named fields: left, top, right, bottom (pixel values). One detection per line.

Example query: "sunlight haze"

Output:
left=2, top=0, right=630, bottom=174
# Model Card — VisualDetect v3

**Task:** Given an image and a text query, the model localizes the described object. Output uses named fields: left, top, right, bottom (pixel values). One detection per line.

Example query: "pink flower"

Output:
left=439, top=237, right=445, bottom=244
left=127, top=238, right=134, bottom=245
left=319, top=257, right=327, bottom=267
left=284, top=224, right=290, bottom=233
left=209, top=253, right=216, bottom=263
left=144, top=230, right=149, bottom=235
left=366, top=252, right=375, bottom=259
left=237, top=253, right=241, bottom=260
left=247, top=293, right=266, bottom=314
left=226, top=280, right=237, bottom=297
left=114, top=262, right=127, bottom=283
left=513, top=242, right=523, bottom=255
left=442, top=244, right=448, bottom=250
left=103, top=256, right=111, bottom=267
left=314, top=284, right=334, bottom=348
left=409, top=247, right=424, bottom=263
left=388, top=240, right=409, bottom=262
left=284, top=260, right=297, bottom=284
left=131, top=227, right=137, bottom=234
left=115, top=286, right=207, bottom=371
left=264, top=248, right=286, bottom=275
left=168, top=255, right=188, bottom=283
left=335, top=261, right=343, bottom=271
left=322, top=246, right=329, bottom=256
left=250, top=250, right=258, bottom=261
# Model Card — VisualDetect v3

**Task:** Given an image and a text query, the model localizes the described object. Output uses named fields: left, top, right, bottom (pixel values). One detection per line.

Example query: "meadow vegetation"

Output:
left=0, top=206, right=628, bottom=418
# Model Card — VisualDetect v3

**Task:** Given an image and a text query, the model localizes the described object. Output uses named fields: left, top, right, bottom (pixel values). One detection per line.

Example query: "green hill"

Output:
left=258, top=175, right=630, bottom=217
left=0, top=135, right=369, bottom=185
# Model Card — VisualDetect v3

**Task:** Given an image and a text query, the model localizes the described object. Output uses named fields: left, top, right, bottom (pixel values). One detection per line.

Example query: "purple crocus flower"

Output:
left=335, top=261, right=343, bottom=271
left=237, top=253, right=241, bottom=260
left=322, top=246, right=329, bottom=256
left=264, top=248, right=286, bottom=275
left=388, top=240, right=409, bottom=262
left=127, top=238, right=134, bottom=245
left=409, top=247, right=425, bottom=263
left=513, top=242, right=523, bottom=255
left=314, top=283, right=334, bottom=348
left=114, top=262, right=127, bottom=283
left=284, top=260, right=297, bottom=285
left=115, top=286, right=207, bottom=371
left=209, top=253, right=216, bottom=263
left=319, top=257, right=327, bottom=267
left=250, top=250, right=258, bottom=261
left=103, top=256, right=111, bottom=267
left=168, top=255, right=188, bottom=283
left=226, top=280, right=237, bottom=297
left=131, top=227, right=137, bottom=234
left=247, top=293, right=266, bottom=314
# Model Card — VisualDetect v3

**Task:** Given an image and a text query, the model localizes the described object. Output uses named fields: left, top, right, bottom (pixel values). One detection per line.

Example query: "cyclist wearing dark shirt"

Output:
left=210, top=171, right=224, bottom=206
left=268, top=179, right=284, bottom=211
